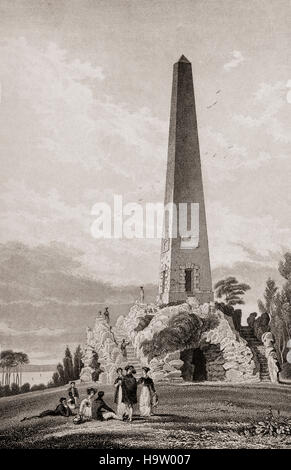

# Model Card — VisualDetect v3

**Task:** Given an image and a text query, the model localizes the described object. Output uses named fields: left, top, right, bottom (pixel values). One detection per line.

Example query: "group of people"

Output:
left=21, top=368, right=157, bottom=424
left=114, top=365, right=156, bottom=421
left=98, top=307, right=110, bottom=323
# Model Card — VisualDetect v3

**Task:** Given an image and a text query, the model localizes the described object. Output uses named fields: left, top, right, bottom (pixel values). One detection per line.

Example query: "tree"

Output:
left=63, top=346, right=74, bottom=383
left=14, top=352, right=29, bottom=386
left=56, top=363, right=66, bottom=385
left=214, top=277, right=251, bottom=306
left=278, top=253, right=291, bottom=281
left=258, top=278, right=278, bottom=315
left=258, top=254, right=291, bottom=364
left=73, top=345, right=82, bottom=380
left=0, top=350, right=16, bottom=386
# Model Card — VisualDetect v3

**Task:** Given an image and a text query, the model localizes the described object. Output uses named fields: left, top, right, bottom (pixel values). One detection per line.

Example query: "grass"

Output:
left=0, top=381, right=291, bottom=449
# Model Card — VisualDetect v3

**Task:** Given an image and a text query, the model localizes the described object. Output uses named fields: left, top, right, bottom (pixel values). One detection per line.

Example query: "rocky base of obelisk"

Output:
left=80, top=315, right=126, bottom=385
left=80, top=297, right=260, bottom=385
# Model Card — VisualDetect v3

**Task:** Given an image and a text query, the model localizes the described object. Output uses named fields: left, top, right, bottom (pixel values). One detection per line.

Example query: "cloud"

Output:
left=234, top=81, right=291, bottom=144
left=223, top=50, right=245, bottom=71
left=207, top=201, right=291, bottom=269
left=0, top=322, right=65, bottom=337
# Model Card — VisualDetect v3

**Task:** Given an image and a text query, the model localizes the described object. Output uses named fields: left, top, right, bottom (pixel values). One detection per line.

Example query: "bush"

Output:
left=141, top=311, right=219, bottom=362
left=3, top=385, right=11, bottom=396
left=10, top=382, right=20, bottom=395
left=134, top=315, right=154, bottom=332
left=30, top=383, right=46, bottom=392
left=20, top=383, right=30, bottom=393
left=280, top=362, right=291, bottom=380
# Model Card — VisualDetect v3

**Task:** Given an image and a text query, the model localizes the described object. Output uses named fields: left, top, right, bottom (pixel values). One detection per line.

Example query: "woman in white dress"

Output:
left=137, top=367, right=156, bottom=417
left=114, top=368, right=126, bottom=418
left=79, top=387, right=96, bottom=421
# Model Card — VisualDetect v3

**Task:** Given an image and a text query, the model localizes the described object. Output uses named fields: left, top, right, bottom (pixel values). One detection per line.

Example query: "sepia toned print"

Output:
left=0, top=0, right=291, bottom=453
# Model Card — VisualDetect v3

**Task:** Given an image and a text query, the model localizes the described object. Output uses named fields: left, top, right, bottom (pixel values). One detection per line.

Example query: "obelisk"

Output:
left=158, top=55, right=213, bottom=305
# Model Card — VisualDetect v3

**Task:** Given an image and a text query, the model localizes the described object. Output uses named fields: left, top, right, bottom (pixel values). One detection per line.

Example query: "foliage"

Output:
left=0, top=350, right=29, bottom=386
left=141, top=311, right=219, bottom=362
left=20, top=383, right=30, bottom=393
left=10, top=382, right=20, bottom=395
left=134, top=315, right=154, bottom=333
left=278, top=253, right=291, bottom=280
left=258, top=256, right=291, bottom=364
left=73, top=345, right=83, bottom=380
left=63, top=346, right=74, bottom=383
left=214, top=277, right=250, bottom=306
left=243, top=407, right=291, bottom=437
left=258, top=278, right=278, bottom=315
left=56, top=363, right=66, bottom=385
left=30, top=383, right=46, bottom=392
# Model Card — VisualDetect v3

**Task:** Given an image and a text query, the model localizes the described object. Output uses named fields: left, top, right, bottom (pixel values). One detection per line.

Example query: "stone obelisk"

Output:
left=158, top=55, right=213, bottom=305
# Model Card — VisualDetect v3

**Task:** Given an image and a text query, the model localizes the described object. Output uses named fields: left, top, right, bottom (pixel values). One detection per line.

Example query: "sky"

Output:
left=1, top=0, right=291, bottom=364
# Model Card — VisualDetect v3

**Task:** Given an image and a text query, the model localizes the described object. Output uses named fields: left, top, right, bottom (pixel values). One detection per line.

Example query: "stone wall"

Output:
left=115, top=297, right=259, bottom=384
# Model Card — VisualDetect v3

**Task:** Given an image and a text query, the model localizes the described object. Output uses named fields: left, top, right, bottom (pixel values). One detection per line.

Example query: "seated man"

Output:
left=21, top=397, right=72, bottom=421
left=92, top=391, right=122, bottom=421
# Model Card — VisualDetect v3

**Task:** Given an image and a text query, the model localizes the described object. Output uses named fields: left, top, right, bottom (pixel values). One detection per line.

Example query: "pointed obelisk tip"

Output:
left=178, top=54, right=190, bottom=63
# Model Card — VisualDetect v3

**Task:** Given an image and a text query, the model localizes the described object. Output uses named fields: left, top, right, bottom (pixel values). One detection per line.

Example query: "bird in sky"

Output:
left=216, top=89, right=221, bottom=94
left=206, top=101, right=217, bottom=109
left=212, top=153, right=216, bottom=158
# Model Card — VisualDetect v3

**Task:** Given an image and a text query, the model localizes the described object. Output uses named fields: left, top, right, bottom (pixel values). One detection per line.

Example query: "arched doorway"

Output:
left=180, top=344, right=226, bottom=382
left=180, top=348, right=207, bottom=381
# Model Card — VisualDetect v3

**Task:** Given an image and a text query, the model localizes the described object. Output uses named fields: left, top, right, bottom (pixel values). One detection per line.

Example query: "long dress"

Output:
left=138, top=377, right=155, bottom=417
left=79, top=397, right=92, bottom=420
left=114, top=377, right=126, bottom=417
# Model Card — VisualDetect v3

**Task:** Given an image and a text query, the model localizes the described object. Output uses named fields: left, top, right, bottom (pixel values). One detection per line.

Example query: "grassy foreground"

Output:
left=0, top=381, right=291, bottom=449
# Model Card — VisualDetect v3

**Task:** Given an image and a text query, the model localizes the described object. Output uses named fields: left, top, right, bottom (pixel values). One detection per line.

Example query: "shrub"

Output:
left=10, top=382, right=20, bottom=395
left=20, top=383, right=30, bottom=393
left=134, top=315, right=154, bottom=332
left=141, top=311, right=219, bottom=362
left=30, top=383, right=46, bottom=392
left=3, top=385, right=11, bottom=396
left=280, top=362, right=291, bottom=380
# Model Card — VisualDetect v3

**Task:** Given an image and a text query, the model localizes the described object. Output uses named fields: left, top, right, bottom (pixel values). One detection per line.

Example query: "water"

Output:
left=20, top=371, right=55, bottom=386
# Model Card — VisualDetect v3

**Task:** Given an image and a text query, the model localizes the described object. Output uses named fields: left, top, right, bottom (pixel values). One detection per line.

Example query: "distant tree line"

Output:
left=0, top=345, right=83, bottom=398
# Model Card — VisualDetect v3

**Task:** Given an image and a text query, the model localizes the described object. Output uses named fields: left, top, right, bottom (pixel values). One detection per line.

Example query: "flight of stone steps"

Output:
left=111, top=325, right=143, bottom=378
left=240, top=326, right=270, bottom=382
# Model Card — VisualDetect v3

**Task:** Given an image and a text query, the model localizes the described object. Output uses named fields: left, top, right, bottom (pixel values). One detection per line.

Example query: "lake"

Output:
left=21, top=371, right=55, bottom=386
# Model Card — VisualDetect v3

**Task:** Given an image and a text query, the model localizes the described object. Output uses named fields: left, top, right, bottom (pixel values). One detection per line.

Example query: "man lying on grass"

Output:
left=21, top=397, right=73, bottom=421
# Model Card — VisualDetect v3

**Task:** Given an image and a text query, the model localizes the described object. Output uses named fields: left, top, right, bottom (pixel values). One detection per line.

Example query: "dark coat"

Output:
left=67, top=386, right=79, bottom=398
left=121, top=374, right=137, bottom=405
left=91, top=397, right=114, bottom=420
left=39, top=403, right=72, bottom=418
left=137, top=376, right=155, bottom=393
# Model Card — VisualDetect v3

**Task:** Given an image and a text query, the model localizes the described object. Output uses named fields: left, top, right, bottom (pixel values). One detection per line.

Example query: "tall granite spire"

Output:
left=158, top=55, right=213, bottom=304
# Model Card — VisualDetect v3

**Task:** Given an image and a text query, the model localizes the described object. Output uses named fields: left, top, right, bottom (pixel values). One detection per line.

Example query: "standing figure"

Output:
left=103, top=307, right=110, bottom=324
left=138, top=367, right=156, bottom=417
left=120, top=339, right=130, bottom=359
left=92, top=391, right=121, bottom=421
left=121, top=365, right=137, bottom=422
left=67, top=381, right=79, bottom=407
left=79, top=387, right=97, bottom=421
left=114, top=367, right=125, bottom=418
left=140, top=286, right=145, bottom=303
